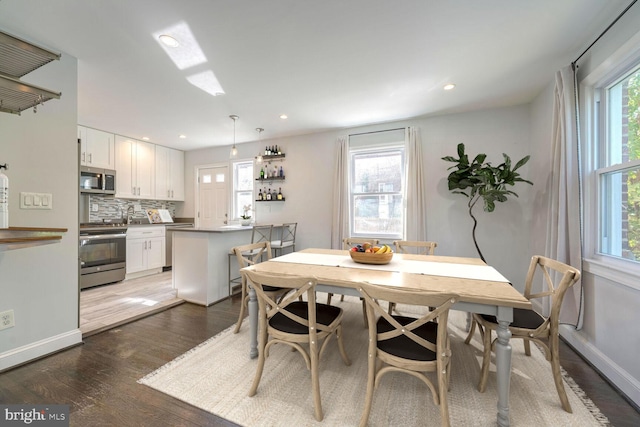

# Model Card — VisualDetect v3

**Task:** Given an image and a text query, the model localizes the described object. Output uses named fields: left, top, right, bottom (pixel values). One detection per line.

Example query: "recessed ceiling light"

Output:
left=142, top=136, right=150, bottom=141
left=179, top=135, right=186, bottom=139
left=159, top=34, right=179, bottom=47
left=280, top=114, right=288, bottom=119
left=443, top=84, right=456, bottom=91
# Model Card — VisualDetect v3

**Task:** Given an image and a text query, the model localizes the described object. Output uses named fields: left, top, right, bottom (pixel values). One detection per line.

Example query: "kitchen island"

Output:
left=170, top=225, right=253, bottom=305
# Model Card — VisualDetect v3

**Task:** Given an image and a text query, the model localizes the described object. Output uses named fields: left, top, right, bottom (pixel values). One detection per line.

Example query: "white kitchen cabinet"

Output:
left=115, top=135, right=155, bottom=199
left=78, top=126, right=115, bottom=169
left=155, top=145, right=185, bottom=201
left=126, top=226, right=165, bottom=277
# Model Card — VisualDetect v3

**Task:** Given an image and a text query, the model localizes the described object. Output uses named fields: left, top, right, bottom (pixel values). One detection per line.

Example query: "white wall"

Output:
left=183, top=104, right=535, bottom=291
left=0, top=34, right=81, bottom=370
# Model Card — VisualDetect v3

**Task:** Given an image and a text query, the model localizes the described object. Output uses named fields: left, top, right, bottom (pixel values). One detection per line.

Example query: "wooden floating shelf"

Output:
left=0, top=226, right=68, bottom=251
left=256, top=176, right=285, bottom=181
left=255, top=198, right=285, bottom=202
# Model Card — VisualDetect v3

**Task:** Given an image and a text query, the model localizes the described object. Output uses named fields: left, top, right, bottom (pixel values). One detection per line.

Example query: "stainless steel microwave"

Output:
left=80, top=166, right=116, bottom=195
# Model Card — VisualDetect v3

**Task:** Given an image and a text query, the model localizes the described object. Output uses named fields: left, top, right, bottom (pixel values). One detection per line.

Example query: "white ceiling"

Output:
left=0, top=0, right=631, bottom=150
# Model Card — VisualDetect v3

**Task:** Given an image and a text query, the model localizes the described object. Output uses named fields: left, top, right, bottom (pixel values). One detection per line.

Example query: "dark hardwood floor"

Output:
left=1, top=294, right=638, bottom=426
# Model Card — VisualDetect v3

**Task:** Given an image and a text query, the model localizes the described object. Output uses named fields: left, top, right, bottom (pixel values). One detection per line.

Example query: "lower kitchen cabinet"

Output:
left=126, top=226, right=165, bottom=277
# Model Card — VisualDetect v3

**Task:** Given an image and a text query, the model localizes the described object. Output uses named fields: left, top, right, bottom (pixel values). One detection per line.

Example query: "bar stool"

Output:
left=270, top=222, right=297, bottom=257
left=228, top=224, right=273, bottom=296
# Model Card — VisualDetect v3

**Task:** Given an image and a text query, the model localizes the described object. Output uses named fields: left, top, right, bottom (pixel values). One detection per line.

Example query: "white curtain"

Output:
left=405, top=127, right=427, bottom=241
left=331, top=136, right=349, bottom=249
left=547, top=65, right=583, bottom=328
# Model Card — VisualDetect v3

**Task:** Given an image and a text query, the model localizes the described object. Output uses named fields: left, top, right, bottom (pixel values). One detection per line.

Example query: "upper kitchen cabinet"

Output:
left=78, top=126, right=115, bottom=169
left=115, top=135, right=155, bottom=199
left=155, top=145, right=184, bottom=201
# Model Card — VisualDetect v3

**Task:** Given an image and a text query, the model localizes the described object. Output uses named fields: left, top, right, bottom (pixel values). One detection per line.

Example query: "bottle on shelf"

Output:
left=258, top=188, right=263, bottom=201
left=266, top=188, right=272, bottom=201
left=260, top=167, right=265, bottom=180
left=274, top=144, right=278, bottom=155
left=273, top=165, right=278, bottom=178
left=277, top=187, right=283, bottom=200
left=278, top=146, right=282, bottom=155
left=265, top=146, right=269, bottom=156
left=279, top=166, right=284, bottom=178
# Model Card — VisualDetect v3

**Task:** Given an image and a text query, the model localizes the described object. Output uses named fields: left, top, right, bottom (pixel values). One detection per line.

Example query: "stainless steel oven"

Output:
left=79, top=223, right=127, bottom=289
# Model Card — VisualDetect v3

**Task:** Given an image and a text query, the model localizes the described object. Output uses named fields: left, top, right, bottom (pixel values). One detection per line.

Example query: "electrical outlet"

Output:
left=0, top=309, right=15, bottom=330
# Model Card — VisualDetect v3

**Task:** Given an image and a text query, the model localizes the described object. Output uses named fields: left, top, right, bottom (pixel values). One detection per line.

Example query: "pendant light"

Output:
left=255, top=128, right=264, bottom=163
left=229, top=115, right=239, bottom=158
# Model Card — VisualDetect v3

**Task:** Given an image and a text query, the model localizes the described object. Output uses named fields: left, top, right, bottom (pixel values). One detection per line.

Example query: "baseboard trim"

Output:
left=0, top=329, right=83, bottom=373
left=560, top=324, right=640, bottom=409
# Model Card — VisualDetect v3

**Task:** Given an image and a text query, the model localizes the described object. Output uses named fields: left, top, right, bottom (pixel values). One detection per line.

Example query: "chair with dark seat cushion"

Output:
left=231, top=240, right=287, bottom=333
left=472, top=255, right=581, bottom=413
left=357, top=282, right=458, bottom=427
left=241, top=269, right=351, bottom=421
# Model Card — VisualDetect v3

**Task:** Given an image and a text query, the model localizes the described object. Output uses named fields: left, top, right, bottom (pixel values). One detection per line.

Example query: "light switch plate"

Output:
left=20, top=192, right=53, bottom=210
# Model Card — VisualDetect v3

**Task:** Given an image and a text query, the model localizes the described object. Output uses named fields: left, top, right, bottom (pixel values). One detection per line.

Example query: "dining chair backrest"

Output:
left=252, top=224, right=273, bottom=244
left=342, top=237, right=380, bottom=250
left=280, top=222, right=297, bottom=244
left=393, top=240, right=438, bottom=255
left=233, top=241, right=272, bottom=269
left=523, top=255, right=581, bottom=331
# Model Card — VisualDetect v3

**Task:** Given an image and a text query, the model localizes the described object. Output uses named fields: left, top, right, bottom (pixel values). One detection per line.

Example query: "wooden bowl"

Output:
left=349, top=250, right=393, bottom=265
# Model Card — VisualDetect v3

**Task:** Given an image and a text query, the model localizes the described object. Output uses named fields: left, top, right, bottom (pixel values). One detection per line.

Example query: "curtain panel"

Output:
left=405, top=127, right=427, bottom=241
left=547, top=65, right=583, bottom=328
left=331, top=136, right=349, bottom=249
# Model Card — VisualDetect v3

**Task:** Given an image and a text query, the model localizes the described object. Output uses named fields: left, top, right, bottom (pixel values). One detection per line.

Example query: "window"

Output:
left=596, top=66, right=640, bottom=263
left=349, top=140, right=405, bottom=239
left=232, top=160, right=253, bottom=219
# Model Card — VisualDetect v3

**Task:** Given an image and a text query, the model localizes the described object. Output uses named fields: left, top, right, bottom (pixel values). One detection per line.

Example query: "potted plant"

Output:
left=442, top=143, right=532, bottom=262
left=240, top=204, right=252, bottom=226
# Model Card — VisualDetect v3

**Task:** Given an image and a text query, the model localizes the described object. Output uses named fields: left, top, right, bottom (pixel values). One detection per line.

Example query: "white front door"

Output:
left=197, top=166, right=228, bottom=228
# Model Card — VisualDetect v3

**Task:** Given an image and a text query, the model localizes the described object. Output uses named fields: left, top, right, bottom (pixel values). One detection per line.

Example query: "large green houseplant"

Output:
left=442, top=143, right=532, bottom=262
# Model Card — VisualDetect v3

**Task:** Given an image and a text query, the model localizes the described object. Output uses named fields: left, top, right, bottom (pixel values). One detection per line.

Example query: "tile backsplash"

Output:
left=85, top=194, right=177, bottom=222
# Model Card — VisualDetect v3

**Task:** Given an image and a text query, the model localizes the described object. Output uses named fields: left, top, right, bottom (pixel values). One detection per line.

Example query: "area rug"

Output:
left=138, top=295, right=609, bottom=426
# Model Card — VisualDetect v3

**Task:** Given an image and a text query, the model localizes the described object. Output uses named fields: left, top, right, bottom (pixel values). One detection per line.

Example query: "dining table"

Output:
left=242, top=248, right=531, bottom=427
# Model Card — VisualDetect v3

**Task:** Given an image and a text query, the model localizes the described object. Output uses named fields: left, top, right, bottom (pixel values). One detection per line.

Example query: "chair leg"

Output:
left=361, top=299, right=368, bottom=328
left=248, top=320, right=268, bottom=397
left=233, top=280, right=248, bottom=334
left=335, top=324, right=351, bottom=366
left=340, top=294, right=345, bottom=302
left=549, top=334, right=572, bottom=413
left=327, top=293, right=333, bottom=305
left=478, top=326, right=492, bottom=393
left=359, top=348, right=377, bottom=427
left=464, top=319, right=477, bottom=344
left=438, top=361, right=451, bottom=427
left=309, top=337, right=323, bottom=421
left=387, top=302, right=396, bottom=315
left=523, top=338, right=531, bottom=356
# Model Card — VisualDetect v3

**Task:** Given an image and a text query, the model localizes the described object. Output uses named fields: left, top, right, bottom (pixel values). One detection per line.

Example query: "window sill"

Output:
left=583, top=257, right=640, bottom=292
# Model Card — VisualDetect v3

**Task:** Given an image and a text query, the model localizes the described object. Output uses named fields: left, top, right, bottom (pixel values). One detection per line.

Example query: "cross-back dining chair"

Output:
left=470, top=255, right=581, bottom=413
left=270, top=222, right=297, bottom=257
left=387, top=240, right=438, bottom=315
left=228, top=224, right=273, bottom=296
left=241, top=269, right=351, bottom=421
left=358, top=282, right=459, bottom=427
left=326, top=237, right=381, bottom=307
left=231, top=241, right=288, bottom=333
left=393, top=240, right=438, bottom=255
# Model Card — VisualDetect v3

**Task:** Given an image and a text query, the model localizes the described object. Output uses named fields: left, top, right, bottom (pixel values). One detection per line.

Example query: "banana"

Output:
left=375, top=245, right=386, bottom=254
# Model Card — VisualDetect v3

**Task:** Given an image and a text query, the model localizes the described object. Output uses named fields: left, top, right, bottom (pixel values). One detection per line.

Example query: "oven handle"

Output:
left=79, top=233, right=127, bottom=241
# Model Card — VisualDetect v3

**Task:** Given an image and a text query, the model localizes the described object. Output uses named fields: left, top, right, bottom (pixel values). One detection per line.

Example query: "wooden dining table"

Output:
left=242, top=248, right=531, bottom=427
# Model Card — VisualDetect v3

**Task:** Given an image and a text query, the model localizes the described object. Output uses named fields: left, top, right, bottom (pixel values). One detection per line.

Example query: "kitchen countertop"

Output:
left=168, top=224, right=254, bottom=233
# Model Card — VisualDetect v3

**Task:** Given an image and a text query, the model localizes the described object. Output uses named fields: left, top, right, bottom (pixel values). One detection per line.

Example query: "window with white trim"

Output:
left=349, top=133, right=405, bottom=239
left=595, top=65, right=640, bottom=263
left=232, top=160, right=253, bottom=220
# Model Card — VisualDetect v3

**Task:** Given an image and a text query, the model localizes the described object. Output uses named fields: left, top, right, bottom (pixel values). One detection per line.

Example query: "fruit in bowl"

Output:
left=349, top=243, right=393, bottom=264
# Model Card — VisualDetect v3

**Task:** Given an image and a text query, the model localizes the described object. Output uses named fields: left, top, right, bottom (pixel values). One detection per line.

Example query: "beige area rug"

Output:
left=138, top=295, right=609, bottom=426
